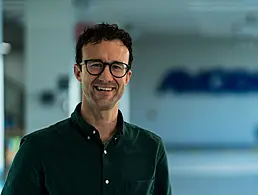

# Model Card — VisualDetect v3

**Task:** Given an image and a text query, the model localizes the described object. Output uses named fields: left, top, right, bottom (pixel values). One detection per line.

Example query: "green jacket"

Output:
left=2, top=103, right=172, bottom=195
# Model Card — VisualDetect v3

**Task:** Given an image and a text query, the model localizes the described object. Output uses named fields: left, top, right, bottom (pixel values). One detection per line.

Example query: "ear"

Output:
left=74, top=64, right=82, bottom=82
left=125, top=70, right=132, bottom=85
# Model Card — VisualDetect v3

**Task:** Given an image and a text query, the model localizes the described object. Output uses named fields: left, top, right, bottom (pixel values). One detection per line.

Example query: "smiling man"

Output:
left=1, top=23, right=172, bottom=195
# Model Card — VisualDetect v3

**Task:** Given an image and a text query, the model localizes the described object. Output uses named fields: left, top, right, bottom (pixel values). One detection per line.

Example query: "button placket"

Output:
left=102, top=141, right=112, bottom=193
left=103, top=149, right=111, bottom=194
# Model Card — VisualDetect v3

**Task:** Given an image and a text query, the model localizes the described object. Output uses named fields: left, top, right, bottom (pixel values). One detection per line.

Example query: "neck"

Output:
left=80, top=100, right=118, bottom=142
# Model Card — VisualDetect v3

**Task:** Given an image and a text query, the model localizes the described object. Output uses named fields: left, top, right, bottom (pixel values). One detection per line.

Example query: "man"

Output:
left=1, top=23, right=172, bottom=195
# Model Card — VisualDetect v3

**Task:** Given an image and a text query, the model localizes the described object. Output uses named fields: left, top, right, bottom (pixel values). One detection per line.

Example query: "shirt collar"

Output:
left=71, top=102, right=125, bottom=140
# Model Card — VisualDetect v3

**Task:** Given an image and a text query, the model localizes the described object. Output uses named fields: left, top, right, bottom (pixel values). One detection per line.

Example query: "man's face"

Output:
left=74, top=40, right=132, bottom=111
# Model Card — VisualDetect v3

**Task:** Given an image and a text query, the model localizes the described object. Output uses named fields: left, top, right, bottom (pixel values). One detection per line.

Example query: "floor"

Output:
left=168, top=150, right=258, bottom=195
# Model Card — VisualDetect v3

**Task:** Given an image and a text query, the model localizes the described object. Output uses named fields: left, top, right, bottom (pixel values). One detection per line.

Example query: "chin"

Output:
left=95, top=101, right=116, bottom=110
left=97, top=105, right=115, bottom=111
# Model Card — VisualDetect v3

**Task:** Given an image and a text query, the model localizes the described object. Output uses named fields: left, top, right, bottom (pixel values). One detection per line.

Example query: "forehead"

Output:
left=82, top=40, right=129, bottom=62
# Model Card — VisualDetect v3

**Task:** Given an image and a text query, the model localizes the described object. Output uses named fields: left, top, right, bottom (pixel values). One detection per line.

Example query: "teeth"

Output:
left=96, top=87, right=113, bottom=91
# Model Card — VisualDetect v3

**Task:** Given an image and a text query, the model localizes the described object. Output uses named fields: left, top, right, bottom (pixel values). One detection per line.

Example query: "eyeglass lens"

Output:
left=86, top=60, right=128, bottom=77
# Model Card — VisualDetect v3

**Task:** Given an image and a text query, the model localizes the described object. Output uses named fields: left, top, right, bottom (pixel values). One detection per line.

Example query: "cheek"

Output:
left=114, top=79, right=122, bottom=87
left=117, top=80, right=126, bottom=90
left=123, top=77, right=130, bottom=85
left=124, top=74, right=131, bottom=85
left=82, top=75, right=94, bottom=86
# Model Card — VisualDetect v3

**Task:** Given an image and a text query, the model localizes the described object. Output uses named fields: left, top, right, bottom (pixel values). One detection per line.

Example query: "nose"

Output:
left=98, top=65, right=113, bottom=81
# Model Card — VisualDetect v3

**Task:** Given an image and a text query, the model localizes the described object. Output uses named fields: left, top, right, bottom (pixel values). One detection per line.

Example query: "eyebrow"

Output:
left=84, top=59, right=126, bottom=64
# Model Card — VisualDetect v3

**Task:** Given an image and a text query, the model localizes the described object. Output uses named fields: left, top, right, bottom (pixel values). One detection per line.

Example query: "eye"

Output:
left=112, top=64, right=124, bottom=70
left=89, top=63, right=103, bottom=68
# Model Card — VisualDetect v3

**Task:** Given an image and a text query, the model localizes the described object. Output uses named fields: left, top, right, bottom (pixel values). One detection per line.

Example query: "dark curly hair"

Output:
left=75, top=23, right=133, bottom=68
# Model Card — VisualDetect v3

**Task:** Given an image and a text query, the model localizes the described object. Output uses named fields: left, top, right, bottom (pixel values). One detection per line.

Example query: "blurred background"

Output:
left=1, top=0, right=258, bottom=194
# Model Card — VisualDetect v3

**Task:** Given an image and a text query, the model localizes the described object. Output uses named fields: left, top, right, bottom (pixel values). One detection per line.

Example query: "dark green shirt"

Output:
left=1, top=103, right=172, bottom=195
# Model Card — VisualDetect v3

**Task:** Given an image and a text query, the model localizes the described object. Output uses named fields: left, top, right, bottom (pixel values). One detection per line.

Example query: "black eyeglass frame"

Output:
left=79, top=59, right=131, bottom=78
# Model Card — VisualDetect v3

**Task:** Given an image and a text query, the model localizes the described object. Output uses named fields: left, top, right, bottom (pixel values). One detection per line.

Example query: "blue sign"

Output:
left=157, top=68, right=258, bottom=94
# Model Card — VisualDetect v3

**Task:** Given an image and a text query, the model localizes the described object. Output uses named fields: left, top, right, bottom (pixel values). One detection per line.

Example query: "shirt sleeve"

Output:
left=153, top=139, right=172, bottom=195
left=1, top=136, right=45, bottom=195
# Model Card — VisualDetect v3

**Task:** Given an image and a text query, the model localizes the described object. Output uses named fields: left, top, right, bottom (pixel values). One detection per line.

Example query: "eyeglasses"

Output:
left=79, top=59, right=131, bottom=78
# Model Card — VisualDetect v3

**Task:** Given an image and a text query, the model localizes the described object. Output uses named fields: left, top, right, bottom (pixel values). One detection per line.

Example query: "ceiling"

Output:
left=2, top=0, right=258, bottom=50
left=77, top=0, right=258, bottom=39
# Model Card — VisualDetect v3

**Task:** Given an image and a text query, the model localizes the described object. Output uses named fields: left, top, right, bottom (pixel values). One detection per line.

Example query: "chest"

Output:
left=42, top=141, right=156, bottom=195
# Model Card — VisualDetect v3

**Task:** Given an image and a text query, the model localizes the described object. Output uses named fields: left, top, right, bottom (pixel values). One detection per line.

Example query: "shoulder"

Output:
left=21, top=118, right=71, bottom=146
left=125, top=122, right=162, bottom=140
left=124, top=122, right=168, bottom=164
left=124, top=122, right=164, bottom=149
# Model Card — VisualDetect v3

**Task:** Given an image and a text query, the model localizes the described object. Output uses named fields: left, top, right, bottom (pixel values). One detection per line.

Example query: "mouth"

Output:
left=94, top=86, right=115, bottom=92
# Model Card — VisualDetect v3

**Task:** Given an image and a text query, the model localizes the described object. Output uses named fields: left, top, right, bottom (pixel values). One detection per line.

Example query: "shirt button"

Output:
left=104, top=150, right=107, bottom=155
left=87, top=136, right=90, bottom=140
left=105, top=180, right=109, bottom=184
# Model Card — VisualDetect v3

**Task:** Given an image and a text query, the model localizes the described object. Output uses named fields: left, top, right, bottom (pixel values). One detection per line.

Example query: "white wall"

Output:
left=3, top=50, right=24, bottom=117
left=131, top=35, right=258, bottom=146
left=4, top=50, right=24, bottom=85
left=25, top=0, right=74, bottom=134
